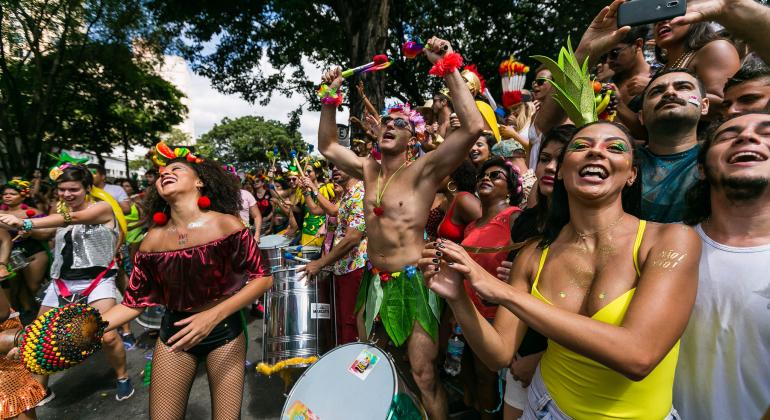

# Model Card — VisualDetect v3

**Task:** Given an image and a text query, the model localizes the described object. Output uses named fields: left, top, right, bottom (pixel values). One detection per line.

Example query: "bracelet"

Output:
left=21, top=218, right=33, bottom=232
left=57, top=201, right=72, bottom=225
left=318, top=84, right=344, bottom=107
left=428, top=52, right=464, bottom=78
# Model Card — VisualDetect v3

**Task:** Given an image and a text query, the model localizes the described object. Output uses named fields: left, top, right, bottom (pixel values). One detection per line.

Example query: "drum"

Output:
left=8, top=248, right=30, bottom=272
left=259, top=234, right=293, bottom=270
left=283, top=246, right=323, bottom=267
left=263, top=267, right=334, bottom=366
left=282, top=343, right=426, bottom=420
left=136, top=305, right=165, bottom=330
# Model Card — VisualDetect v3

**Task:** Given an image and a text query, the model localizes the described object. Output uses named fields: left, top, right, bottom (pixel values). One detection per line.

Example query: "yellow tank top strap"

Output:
left=632, top=220, right=647, bottom=277
left=532, top=246, right=550, bottom=290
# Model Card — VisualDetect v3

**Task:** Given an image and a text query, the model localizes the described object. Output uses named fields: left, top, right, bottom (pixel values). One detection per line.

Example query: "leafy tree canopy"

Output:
left=196, top=116, right=307, bottom=170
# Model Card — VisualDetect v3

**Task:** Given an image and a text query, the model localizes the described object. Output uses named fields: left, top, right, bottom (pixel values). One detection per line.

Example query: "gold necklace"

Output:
left=572, top=213, right=625, bottom=240
left=373, top=160, right=408, bottom=217
left=668, top=50, right=695, bottom=69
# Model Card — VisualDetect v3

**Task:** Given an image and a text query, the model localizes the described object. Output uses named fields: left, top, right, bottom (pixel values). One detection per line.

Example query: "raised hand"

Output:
left=423, top=37, right=454, bottom=64
left=577, top=0, right=632, bottom=62
left=321, top=67, right=344, bottom=91
left=672, top=0, right=731, bottom=25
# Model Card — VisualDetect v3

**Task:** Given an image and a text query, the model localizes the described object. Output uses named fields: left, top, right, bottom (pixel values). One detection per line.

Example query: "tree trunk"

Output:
left=123, top=133, right=131, bottom=179
left=338, top=0, right=391, bottom=137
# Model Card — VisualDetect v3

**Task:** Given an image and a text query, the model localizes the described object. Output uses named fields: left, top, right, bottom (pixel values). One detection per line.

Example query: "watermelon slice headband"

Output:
left=151, top=142, right=203, bottom=167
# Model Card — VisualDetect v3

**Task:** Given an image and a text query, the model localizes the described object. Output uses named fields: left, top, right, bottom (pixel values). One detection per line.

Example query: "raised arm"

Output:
left=421, top=38, right=485, bottom=184
left=451, top=224, right=701, bottom=380
left=318, top=68, right=366, bottom=180
left=674, top=0, right=770, bottom=64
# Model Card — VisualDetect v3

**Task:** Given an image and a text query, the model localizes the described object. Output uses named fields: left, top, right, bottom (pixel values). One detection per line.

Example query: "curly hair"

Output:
left=539, top=121, right=642, bottom=247
left=143, top=158, right=241, bottom=224
left=450, top=160, right=478, bottom=193
left=478, top=156, right=523, bottom=206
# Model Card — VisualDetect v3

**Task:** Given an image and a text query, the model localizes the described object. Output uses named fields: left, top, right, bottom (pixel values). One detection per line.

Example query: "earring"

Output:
left=197, top=196, right=211, bottom=209
left=447, top=181, right=458, bottom=193
left=152, top=211, right=168, bottom=226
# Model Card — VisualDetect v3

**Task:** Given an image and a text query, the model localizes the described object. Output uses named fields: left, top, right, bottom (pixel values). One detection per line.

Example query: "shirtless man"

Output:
left=318, top=37, right=484, bottom=419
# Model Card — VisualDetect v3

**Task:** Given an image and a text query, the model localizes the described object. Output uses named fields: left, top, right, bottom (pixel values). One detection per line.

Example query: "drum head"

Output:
left=259, top=234, right=292, bottom=250
left=282, top=343, right=395, bottom=419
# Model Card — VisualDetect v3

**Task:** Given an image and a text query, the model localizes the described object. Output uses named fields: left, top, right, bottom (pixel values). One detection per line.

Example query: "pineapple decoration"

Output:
left=532, top=37, right=602, bottom=127
left=20, top=304, right=108, bottom=375
left=499, top=56, right=530, bottom=110
left=592, top=81, right=619, bottom=122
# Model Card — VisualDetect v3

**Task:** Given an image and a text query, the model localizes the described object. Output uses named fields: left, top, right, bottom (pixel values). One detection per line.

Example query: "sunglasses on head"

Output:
left=477, top=170, right=508, bottom=183
left=381, top=116, right=412, bottom=130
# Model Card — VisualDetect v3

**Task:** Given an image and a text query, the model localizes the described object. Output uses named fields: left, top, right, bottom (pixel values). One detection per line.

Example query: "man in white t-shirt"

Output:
left=88, top=164, right=130, bottom=214
left=675, top=112, right=770, bottom=419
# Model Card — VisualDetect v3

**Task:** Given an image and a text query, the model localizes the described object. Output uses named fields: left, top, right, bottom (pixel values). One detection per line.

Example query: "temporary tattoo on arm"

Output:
left=650, top=250, right=687, bottom=270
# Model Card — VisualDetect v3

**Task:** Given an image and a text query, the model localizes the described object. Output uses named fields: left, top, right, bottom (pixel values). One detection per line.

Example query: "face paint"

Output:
left=687, top=96, right=701, bottom=107
left=605, top=140, right=630, bottom=153
left=566, top=139, right=591, bottom=152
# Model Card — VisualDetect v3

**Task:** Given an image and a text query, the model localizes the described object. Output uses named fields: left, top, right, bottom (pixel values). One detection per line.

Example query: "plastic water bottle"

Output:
left=444, top=325, right=464, bottom=376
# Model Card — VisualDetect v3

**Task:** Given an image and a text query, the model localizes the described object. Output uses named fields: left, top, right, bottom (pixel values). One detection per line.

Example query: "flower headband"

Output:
left=150, top=142, right=203, bottom=167
left=48, top=152, right=90, bottom=181
left=5, top=179, right=31, bottom=196
left=381, top=102, right=427, bottom=137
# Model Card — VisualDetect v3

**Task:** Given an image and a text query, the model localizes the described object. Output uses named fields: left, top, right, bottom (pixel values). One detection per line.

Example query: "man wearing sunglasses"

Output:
left=318, top=37, right=484, bottom=419
left=606, top=26, right=652, bottom=104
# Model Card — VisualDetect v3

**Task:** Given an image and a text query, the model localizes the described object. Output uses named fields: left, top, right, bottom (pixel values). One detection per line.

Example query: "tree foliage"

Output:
left=150, top=0, right=607, bottom=124
left=196, top=116, right=307, bottom=169
left=0, top=0, right=185, bottom=178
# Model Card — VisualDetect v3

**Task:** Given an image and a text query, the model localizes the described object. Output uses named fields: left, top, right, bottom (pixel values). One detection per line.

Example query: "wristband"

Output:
left=21, top=218, right=33, bottom=231
left=318, top=84, right=344, bottom=107
left=428, top=52, right=464, bottom=78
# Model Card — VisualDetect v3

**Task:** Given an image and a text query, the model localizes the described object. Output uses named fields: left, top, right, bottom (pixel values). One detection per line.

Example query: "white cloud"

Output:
left=186, top=58, right=349, bottom=149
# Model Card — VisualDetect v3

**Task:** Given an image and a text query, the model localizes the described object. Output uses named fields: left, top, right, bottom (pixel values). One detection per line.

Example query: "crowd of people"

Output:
left=1, top=0, right=769, bottom=418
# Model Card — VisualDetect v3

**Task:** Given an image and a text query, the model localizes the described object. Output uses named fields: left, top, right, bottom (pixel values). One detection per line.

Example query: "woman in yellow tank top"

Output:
left=419, top=121, right=701, bottom=419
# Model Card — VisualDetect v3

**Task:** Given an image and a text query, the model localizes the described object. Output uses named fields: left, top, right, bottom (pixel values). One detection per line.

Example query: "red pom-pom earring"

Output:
left=152, top=212, right=168, bottom=226
left=25, top=209, right=36, bottom=217
left=197, top=196, right=211, bottom=209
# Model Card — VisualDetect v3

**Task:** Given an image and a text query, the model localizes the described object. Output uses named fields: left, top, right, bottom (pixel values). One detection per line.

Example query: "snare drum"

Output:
left=259, top=234, right=293, bottom=270
left=8, top=248, right=30, bottom=272
left=282, top=343, right=426, bottom=420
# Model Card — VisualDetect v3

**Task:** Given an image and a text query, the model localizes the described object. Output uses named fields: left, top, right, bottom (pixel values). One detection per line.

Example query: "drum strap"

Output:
left=55, top=260, right=115, bottom=304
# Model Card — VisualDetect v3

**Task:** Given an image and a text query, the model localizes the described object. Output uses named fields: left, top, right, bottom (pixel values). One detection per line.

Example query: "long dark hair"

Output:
left=539, top=121, right=642, bottom=247
left=143, top=158, right=241, bottom=224
left=478, top=156, right=522, bottom=206
left=533, top=125, right=577, bottom=230
left=656, top=22, right=721, bottom=64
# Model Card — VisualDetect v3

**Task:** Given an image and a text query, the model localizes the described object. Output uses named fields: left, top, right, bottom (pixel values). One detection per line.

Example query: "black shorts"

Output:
left=14, top=239, right=46, bottom=259
left=159, top=310, right=243, bottom=359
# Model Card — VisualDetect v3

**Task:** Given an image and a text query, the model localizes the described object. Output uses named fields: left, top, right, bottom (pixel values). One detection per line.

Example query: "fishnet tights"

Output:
left=149, top=334, right=246, bottom=420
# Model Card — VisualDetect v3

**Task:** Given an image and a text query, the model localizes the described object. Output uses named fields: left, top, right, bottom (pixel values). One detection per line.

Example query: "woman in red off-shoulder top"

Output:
left=101, top=156, right=272, bottom=420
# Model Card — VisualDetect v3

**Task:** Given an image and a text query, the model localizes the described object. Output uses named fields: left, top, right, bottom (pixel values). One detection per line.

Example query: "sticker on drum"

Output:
left=285, top=400, right=320, bottom=420
left=310, top=303, right=330, bottom=320
left=348, top=349, right=380, bottom=381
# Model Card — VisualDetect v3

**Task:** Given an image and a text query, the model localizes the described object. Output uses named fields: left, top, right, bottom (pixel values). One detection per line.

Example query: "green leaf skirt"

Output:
left=354, top=265, right=443, bottom=347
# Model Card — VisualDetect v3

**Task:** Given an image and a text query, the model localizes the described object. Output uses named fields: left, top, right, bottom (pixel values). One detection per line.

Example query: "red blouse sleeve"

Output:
left=233, top=229, right=268, bottom=280
left=123, top=253, right=163, bottom=308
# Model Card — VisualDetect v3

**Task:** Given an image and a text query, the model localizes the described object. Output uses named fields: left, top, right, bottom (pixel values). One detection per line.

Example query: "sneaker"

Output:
left=115, top=378, right=135, bottom=402
left=121, top=332, right=137, bottom=350
left=37, top=388, right=56, bottom=407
